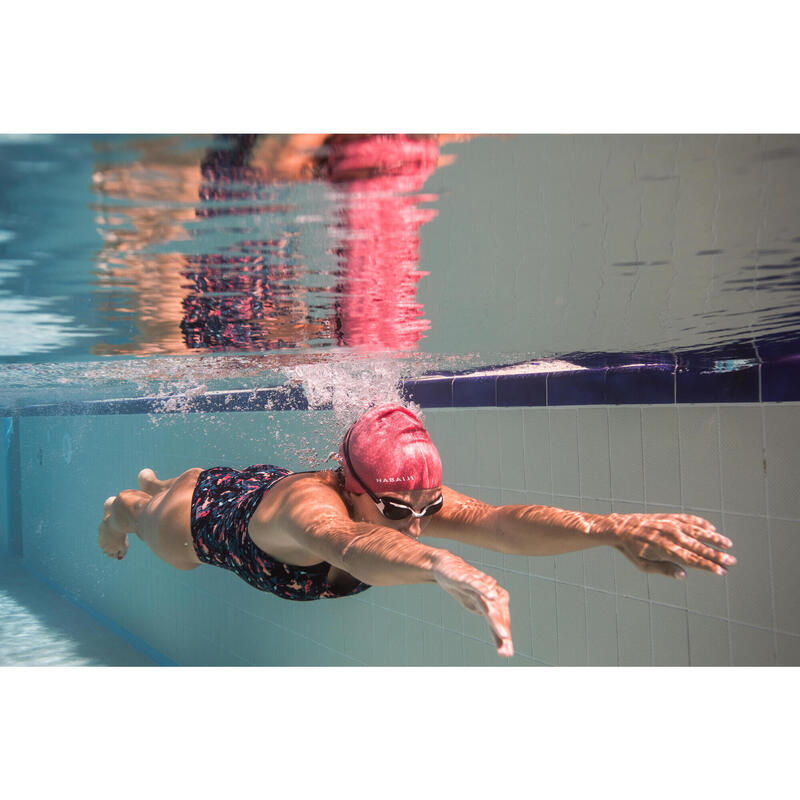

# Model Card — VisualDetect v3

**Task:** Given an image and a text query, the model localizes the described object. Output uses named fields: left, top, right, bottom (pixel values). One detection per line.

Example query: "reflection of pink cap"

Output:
left=339, top=404, right=442, bottom=493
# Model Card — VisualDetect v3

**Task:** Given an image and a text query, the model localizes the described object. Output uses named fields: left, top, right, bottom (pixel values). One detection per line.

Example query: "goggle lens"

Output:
left=379, top=495, right=443, bottom=520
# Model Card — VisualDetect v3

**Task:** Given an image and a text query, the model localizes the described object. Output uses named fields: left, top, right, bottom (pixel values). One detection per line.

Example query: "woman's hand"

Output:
left=594, top=513, right=736, bottom=579
left=432, top=552, right=513, bottom=657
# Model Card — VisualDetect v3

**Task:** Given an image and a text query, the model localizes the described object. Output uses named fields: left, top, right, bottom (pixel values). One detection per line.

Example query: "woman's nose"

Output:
left=405, top=517, right=423, bottom=538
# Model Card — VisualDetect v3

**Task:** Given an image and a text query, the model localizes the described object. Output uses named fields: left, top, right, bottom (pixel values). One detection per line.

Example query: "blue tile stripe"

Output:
left=5, top=384, right=311, bottom=418
left=4, top=353, right=800, bottom=418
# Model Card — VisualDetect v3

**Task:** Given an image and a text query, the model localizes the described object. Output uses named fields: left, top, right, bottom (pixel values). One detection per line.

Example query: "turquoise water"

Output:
left=3, top=135, right=800, bottom=407
left=2, top=134, right=800, bottom=666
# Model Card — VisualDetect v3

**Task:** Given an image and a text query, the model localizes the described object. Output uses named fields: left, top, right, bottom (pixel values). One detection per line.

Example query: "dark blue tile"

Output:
left=606, top=366, right=675, bottom=404
left=453, top=376, right=496, bottom=407
left=497, top=373, right=547, bottom=406
left=401, top=378, right=453, bottom=408
left=547, top=369, right=607, bottom=405
left=619, top=351, right=677, bottom=369
left=762, top=359, right=800, bottom=402
left=757, top=335, right=800, bottom=363
left=676, top=365, right=759, bottom=403
left=677, top=342, right=759, bottom=374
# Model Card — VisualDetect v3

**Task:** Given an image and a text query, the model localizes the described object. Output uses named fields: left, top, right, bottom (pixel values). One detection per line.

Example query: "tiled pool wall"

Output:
left=4, top=364, right=800, bottom=666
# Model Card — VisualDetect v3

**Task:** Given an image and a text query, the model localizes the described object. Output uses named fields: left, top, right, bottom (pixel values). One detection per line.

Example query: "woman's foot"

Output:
left=137, top=468, right=161, bottom=495
left=98, top=496, right=129, bottom=560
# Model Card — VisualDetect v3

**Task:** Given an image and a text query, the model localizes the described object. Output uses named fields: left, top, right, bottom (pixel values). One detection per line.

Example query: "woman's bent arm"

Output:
left=274, top=488, right=513, bottom=655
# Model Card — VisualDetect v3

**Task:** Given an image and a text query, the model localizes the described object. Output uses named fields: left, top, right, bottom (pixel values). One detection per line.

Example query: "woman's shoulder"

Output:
left=251, top=468, right=349, bottom=534
left=266, top=468, right=345, bottom=503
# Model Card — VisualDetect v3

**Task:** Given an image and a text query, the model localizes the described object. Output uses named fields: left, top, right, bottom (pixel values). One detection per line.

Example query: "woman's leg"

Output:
left=98, top=468, right=204, bottom=571
left=137, top=467, right=180, bottom=495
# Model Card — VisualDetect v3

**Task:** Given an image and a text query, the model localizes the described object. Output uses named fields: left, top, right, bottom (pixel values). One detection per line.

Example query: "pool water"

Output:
left=2, top=134, right=799, bottom=666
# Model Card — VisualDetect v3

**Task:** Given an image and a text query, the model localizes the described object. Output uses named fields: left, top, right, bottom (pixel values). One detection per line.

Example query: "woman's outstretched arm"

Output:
left=266, top=482, right=513, bottom=656
left=426, top=486, right=737, bottom=580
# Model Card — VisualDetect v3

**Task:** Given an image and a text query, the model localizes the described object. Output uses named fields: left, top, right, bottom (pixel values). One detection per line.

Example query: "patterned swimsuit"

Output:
left=190, top=465, right=370, bottom=601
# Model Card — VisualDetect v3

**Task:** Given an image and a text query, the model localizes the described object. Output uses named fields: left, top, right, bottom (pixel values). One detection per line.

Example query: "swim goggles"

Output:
left=342, top=426, right=443, bottom=521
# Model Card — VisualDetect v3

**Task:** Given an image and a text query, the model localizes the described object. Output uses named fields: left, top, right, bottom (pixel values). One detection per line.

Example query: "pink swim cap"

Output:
left=339, top=404, right=442, bottom=494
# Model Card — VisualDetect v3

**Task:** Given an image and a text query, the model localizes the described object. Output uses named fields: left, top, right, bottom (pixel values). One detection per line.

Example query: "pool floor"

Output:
left=0, top=559, right=157, bottom=666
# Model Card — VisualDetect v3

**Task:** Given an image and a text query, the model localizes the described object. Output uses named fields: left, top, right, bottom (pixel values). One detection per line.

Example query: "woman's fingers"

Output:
left=478, top=587, right=514, bottom=657
left=622, top=549, right=685, bottom=578
left=496, top=638, right=514, bottom=657
left=637, top=557, right=686, bottom=579
left=671, top=515, right=733, bottom=549
left=662, top=543, right=728, bottom=575
left=670, top=531, right=737, bottom=567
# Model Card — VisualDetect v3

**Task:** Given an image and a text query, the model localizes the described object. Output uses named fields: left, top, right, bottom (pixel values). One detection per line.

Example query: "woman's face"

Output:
left=346, top=487, right=443, bottom=540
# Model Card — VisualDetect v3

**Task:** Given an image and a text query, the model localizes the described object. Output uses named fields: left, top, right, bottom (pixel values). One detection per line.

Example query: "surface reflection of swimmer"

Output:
left=179, top=135, right=330, bottom=351
left=183, top=133, right=444, bottom=352
left=98, top=404, right=737, bottom=658
left=92, top=134, right=452, bottom=355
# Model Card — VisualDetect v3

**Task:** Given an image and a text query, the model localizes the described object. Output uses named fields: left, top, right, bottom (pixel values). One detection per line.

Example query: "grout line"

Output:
left=715, top=403, right=735, bottom=667
left=761, top=405, right=779, bottom=664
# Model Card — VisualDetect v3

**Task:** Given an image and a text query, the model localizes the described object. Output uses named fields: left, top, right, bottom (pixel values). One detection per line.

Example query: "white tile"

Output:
left=583, top=547, right=616, bottom=593
left=578, top=407, right=611, bottom=500
left=769, top=518, right=800, bottom=635
left=504, top=570, right=533, bottom=658
left=422, top=624, right=445, bottom=666
left=549, top=408, right=580, bottom=497
left=442, top=628, right=465, bottom=665
left=405, top=584, right=424, bottom=620
left=421, top=583, right=443, bottom=627
left=498, top=408, right=526, bottom=492
left=370, top=609, right=396, bottom=666
left=608, top=407, right=644, bottom=503
left=554, top=552, right=585, bottom=585
left=555, top=582, right=587, bottom=665
left=475, top=409, right=501, bottom=489
left=530, top=554, right=556, bottom=580
left=531, top=578, right=558, bottom=664
left=688, top=612, right=731, bottom=665
left=730, top=622, right=776, bottom=666
left=617, top=597, right=652, bottom=665
left=528, top=491, right=554, bottom=507
left=586, top=589, right=618, bottom=665
left=405, top=620, right=425, bottom=666
left=384, top=612, right=407, bottom=665
left=615, top=565, right=651, bottom=603
left=426, top=410, right=454, bottom=468
left=642, top=406, right=681, bottom=506
left=448, top=410, right=476, bottom=486
left=764, top=405, right=800, bottom=519
left=719, top=406, right=766, bottom=516
left=523, top=408, right=551, bottom=493
left=648, top=569, right=688, bottom=609
left=678, top=406, right=722, bottom=511
left=652, top=605, right=690, bottom=665
left=463, top=635, right=497, bottom=666
left=723, top=514, right=773, bottom=629
left=776, top=633, right=800, bottom=666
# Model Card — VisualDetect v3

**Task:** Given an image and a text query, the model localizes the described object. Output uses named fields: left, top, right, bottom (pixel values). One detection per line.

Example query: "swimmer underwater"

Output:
left=98, top=404, right=736, bottom=657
